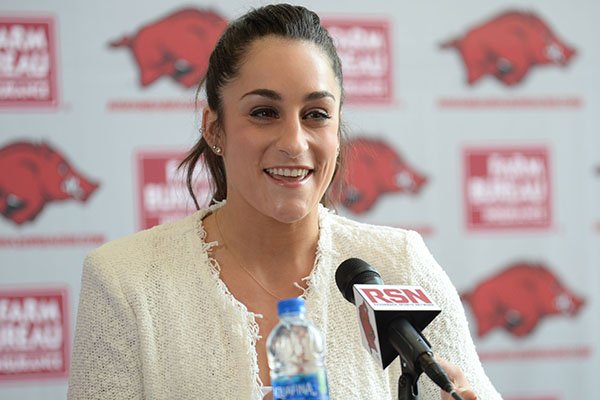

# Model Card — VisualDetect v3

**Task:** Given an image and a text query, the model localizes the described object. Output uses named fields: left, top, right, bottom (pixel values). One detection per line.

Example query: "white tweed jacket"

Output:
left=68, top=203, right=502, bottom=399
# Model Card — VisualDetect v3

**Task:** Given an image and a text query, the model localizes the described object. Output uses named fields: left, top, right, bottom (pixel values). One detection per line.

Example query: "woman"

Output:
left=68, top=4, right=501, bottom=400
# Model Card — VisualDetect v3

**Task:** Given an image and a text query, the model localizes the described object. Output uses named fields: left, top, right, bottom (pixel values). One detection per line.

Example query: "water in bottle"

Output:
left=266, top=297, right=330, bottom=400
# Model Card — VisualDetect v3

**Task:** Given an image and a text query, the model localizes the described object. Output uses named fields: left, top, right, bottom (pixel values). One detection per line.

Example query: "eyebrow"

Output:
left=240, top=88, right=336, bottom=102
left=305, top=90, right=336, bottom=102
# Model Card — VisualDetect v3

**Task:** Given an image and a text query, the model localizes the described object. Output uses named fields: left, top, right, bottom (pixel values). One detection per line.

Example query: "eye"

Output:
left=304, top=109, right=331, bottom=121
left=58, top=162, right=69, bottom=176
left=250, top=107, right=279, bottom=119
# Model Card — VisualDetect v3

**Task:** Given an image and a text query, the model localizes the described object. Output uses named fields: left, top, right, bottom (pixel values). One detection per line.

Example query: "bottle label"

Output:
left=272, top=371, right=329, bottom=400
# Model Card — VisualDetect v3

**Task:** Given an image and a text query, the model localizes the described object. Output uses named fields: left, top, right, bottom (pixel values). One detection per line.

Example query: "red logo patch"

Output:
left=461, top=262, right=584, bottom=338
left=0, top=287, right=69, bottom=381
left=358, top=301, right=377, bottom=353
left=464, top=146, right=551, bottom=230
left=0, top=16, right=59, bottom=108
left=110, top=8, right=227, bottom=88
left=136, top=150, right=211, bottom=230
left=441, top=10, right=576, bottom=86
left=322, top=18, right=392, bottom=104
left=0, top=141, right=99, bottom=226
left=334, top=137, right=427, bottom=214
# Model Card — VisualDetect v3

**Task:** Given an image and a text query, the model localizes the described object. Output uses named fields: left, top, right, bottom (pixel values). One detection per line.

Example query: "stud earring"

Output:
left=211, top=145, right=222, bottom=155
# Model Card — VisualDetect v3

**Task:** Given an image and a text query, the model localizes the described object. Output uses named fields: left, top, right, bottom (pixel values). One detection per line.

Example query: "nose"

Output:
left=276, top=118, right=309, bottom=158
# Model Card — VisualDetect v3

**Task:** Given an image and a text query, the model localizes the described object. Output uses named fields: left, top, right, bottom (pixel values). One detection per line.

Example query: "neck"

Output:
left=215, top=199, right=320, bottom=278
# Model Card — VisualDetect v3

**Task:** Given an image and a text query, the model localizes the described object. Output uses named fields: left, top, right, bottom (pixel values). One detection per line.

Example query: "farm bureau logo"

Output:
left=321, top=18, right=392, bottom=104
left=0, top=141, right=99, bottom=226
left=333, top=137, right=427, bottom=214
left=136, top=150, right=211, bottom=230
left=0, top=16, right=58, bottom=107
left=464, top=146, right=551, bottom=230
left=461, top=262, right=584, bottom=338
left=110, top=8, right=227, bottom=89
left=0, top=287, right=69, bottom=381
left=441, top=10, right=576, bottom=86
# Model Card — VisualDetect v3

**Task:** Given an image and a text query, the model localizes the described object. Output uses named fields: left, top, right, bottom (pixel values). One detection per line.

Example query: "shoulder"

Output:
left=89, top=211, right=201, bottom=261
left=322, top=208, right=428, bottom=282
left=84, top=209, right=207, bottom=282
left=324, top=208, right=425, bottom=252
left=324, top=208, right=412, bottom=241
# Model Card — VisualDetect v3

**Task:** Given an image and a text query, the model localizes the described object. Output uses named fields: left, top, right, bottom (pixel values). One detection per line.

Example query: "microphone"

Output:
left=335, top=258, right=464, bottom=400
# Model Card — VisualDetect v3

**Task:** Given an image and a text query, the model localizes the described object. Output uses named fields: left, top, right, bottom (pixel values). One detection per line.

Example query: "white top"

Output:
left=68, top=203, right=502, bottom=399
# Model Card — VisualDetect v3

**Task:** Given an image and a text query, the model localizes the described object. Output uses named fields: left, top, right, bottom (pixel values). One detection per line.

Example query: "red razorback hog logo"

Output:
left=461, top=262, right=584, bottom=338
left=358, top=301, right=377, bottom=353
left=333, top=138, right=427, bottom=214
left=0, top=141, right=99, bottom=225
left=109, top=8, right=228, bottom=88
left=441, top=10, right=576, bottom=86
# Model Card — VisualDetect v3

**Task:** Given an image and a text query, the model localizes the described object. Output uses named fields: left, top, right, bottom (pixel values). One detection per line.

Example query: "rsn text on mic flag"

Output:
left=352, top=285, right=441, bottom=369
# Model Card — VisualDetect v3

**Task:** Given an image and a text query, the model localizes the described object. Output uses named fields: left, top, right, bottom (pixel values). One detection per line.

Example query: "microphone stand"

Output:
left=388, top=319, right=426, bottom=400
left=397, top=357, right=422, bottom=400
left=388, top=319, right=464, bottom=400
left=387, top=319, right=433, bottom=400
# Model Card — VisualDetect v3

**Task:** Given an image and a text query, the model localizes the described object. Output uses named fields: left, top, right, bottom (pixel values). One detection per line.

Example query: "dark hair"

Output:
left=180, top=3, right=346, bottom=209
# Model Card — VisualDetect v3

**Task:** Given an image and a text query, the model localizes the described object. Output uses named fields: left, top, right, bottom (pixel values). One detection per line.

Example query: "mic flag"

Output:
left=353, top=284, right=441, bottom=369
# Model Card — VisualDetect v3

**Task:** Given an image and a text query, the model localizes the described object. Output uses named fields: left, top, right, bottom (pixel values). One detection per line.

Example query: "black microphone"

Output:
left=335, top=257, right=384, bottom=303
left=336, top=258, right=464, bottom=400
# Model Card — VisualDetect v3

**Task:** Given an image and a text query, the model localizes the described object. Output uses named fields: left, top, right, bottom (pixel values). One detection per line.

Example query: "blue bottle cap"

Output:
left=277, top=297, right=305, bottom=316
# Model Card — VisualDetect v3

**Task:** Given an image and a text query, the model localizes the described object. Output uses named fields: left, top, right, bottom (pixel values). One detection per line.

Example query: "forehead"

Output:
left=224, top=36, right=342, bottom=100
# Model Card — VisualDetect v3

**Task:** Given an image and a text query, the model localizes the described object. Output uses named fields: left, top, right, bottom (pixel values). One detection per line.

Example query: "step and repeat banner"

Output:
left=1, top=1, right=598, bottom=399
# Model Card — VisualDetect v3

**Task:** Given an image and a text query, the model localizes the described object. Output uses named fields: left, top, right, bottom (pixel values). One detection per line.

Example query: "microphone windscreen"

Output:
left=335, top=258, right=384, bottom=303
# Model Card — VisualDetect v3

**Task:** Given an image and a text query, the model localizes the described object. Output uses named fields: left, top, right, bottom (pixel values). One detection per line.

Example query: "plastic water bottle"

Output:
left=267, top=297, right=330, bottom=400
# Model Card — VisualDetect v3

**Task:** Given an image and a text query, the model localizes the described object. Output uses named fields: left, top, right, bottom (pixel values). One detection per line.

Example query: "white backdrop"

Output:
left=1, top=1, right=598, bottom=399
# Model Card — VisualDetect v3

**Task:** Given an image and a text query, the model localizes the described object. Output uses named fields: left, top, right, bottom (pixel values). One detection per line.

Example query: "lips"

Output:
left=264, top=167, right=312, bottom=181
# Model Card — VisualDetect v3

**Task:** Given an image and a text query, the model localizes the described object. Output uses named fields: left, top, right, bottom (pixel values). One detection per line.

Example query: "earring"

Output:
left=211, top=144, right=222, bottom=155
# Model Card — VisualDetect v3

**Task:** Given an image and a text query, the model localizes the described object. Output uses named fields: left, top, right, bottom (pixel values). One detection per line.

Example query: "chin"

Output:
left=267, top=202, right=316, bottom=224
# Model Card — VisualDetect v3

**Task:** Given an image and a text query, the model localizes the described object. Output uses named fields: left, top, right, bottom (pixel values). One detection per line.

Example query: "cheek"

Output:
left=326, top=132, right=341, bottom=162
left=319, top=122, right=341, bottom=154
left=223, top=125, right=262, bottom=163
left=228, top=142, right=260, bottom=174
left=318, top=136, right=340, bottom=180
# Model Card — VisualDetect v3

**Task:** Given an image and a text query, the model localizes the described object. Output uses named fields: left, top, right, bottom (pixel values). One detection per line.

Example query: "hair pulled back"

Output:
left=180, top=3, right=345, bottom=208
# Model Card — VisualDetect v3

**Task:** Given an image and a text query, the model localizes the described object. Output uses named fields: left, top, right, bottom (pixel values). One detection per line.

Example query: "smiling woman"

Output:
left=67, top=4, right=502, bottom=400
left=203, top=35, right=341, bottom=225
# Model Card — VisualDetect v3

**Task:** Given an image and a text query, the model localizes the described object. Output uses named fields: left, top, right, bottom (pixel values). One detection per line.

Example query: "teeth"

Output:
left=266, top=168, right=310, bottom=178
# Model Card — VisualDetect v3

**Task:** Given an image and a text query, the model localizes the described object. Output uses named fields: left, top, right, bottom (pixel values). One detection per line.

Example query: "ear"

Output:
left=202, top=106, right=221, bottom=148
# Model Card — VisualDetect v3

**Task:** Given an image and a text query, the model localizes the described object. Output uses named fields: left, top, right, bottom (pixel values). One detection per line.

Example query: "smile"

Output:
left=265, top=167, right=312, bottom=179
